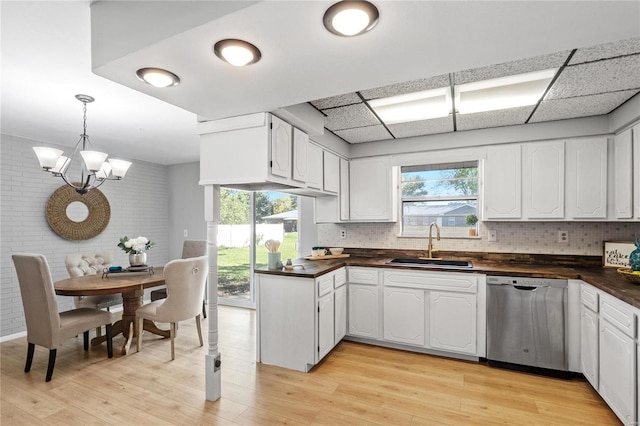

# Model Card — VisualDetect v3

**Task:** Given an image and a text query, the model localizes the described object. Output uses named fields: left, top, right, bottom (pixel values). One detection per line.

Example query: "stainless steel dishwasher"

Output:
left=486, top=275, right=568, bottom=373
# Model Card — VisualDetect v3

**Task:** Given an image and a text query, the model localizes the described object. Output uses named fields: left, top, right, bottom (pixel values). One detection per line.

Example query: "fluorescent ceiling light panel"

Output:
left=369, top=88, right=450, bottom=125
left=456, top=69, right=557, bottom=114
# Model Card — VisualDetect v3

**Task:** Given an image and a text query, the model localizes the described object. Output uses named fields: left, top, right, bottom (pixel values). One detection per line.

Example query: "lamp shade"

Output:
left=33, top=147, right=63, bottom=170
left=109, top=159, right=132, bottom=178
left=80, top=150, right=108, bottom=172
left=95, top=162, right=112, bottom=180
left=51, top=156, right=70, bottom=174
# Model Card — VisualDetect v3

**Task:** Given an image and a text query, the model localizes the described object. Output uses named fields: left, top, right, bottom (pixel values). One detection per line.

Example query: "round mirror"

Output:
left=65, top=201, right=90, bottom=222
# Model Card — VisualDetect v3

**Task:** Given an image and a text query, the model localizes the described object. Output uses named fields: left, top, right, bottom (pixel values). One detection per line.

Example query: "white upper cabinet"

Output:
left=307, top=143, right=323, bottom=190
left=523, top=141, right=565, bottom=219
left=323, top=151, right=340, bottom=193
left=292, top=127, right=308, bottom=183
left=349, top=156, right=397, bottom=222
left=270, top=115, right=292, bottom=179
left=315, top=157, right=349, bottom=223
left=339, top=158, right=350, bottom=221
left=566, top=138, right=607, bottom=219
left=634, top=124, right=640, bottom=219
left=614, top=128, right=633, bottom=219
left=484, top=144, right=522, bottom=219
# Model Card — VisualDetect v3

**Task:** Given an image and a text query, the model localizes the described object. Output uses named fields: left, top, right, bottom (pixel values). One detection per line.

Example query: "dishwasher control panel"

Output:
left=486, top=276, right=567, bottom=288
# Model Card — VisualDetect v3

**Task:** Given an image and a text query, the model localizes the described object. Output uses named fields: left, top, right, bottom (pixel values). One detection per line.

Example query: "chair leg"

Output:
left=202, top=300, right=207, bottom=319
left=96, top=326, right=102, bottom=337
left=83, top=331, right=89, bottom=351
left=136, top=317, right=143, bottom=353
left=106, top=324, right=113, bottom=358
left=45, top=349, right=57, bottom=382
left=25, top=342, right=35, bottom=373
left=170, top=322, right=175, bottom=360
left=196, top=314, right=203, bottom=347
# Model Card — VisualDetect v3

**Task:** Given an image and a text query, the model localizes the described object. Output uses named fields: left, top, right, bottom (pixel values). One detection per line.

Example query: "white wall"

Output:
left=1, top=134, right=170, bottom=337
left=168, top=162, right=206, bottom=259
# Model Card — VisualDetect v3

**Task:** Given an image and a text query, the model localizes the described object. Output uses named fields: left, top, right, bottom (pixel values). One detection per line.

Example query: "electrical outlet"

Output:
left=340, top=230, right=347, bottom=239
left=488, top=230, right=497, bottom=242
left=557, top=230, right=568, bottom=243
left=184, top=229, right=188, bottom=237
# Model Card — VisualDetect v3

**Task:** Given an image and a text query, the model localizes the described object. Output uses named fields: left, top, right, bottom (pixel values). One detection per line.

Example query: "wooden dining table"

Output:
left=54, top=267, right=170, bottom=355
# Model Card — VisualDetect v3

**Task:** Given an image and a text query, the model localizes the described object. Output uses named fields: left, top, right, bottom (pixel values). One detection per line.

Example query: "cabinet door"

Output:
left=429, top=291, right=477, bottom=355
left=340, top=158, right=350, bottom=221
left=566, top=138, right=607, bottom=219
left=270, top=115, right=292, bottom=179
left=317, top=293, right=335, bottom=361
left=634, top=124, right=640, bottom=219
left=383, top=287, right=425, bottom=346
left=614, top=128, right=633, bottom=219
left=523, top=141, right=565, bottom=219
left=292, top=128, right=308, bottom=183
left=484, top=144, right=522, bottom=219
left=580, top=306, right=599, bottom=389
left=323, top=151, right=340, bottom=193
left=307, top=143, right=323, bottom=190
left=350, top=157, right=397, bottom=222
left=315, top=158, right=349, bottom=223
left=348, top=284, right=379, bottom=338
left=334, top=285, right=347, bottom=343
left=599, top=319, right=637, bottom=424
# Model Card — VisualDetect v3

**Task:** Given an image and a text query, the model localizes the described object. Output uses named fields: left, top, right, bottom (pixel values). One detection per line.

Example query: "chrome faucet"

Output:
left=427, top=222, right=441, bottom=259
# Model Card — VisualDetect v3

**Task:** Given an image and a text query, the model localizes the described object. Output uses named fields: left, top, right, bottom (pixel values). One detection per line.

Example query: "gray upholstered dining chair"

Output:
left=150, top=240, right=207, bottom=318
left=136, top=256, right=208, bottom=360
left=12, top=253, right=114, bottom=382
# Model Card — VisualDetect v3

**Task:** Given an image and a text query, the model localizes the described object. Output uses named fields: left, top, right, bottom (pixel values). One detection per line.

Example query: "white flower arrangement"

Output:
left=118, top=236, right=156, bottom=254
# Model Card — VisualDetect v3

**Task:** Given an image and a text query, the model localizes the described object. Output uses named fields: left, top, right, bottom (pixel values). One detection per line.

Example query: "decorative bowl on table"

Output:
left=329, top=247, right=344, bottom=255
left=616, top=267, right=640, bottom=284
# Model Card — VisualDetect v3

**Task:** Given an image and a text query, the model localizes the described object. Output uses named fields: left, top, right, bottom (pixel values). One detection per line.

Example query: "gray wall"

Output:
left=1, top=133, right=171, bottom=338
left=168, top=162, right=206, bottom=259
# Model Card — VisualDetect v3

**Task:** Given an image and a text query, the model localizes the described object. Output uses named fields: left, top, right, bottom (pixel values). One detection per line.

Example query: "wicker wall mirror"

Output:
left=46, top=184, right=110, bottom=240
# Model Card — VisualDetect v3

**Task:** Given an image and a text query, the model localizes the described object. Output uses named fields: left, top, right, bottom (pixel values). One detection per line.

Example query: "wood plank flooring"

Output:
left=1, top=306, right=621, bottom=425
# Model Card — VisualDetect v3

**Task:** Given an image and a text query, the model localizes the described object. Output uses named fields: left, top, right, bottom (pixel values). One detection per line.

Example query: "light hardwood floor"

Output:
left=1, top=306, right=620, bottom=425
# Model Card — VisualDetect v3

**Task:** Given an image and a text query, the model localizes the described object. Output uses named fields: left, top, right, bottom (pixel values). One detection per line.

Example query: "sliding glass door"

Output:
left=217, top=189, right=298, bottom=308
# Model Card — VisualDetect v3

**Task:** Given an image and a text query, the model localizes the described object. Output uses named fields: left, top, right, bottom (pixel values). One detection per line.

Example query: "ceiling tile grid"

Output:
left=324, top=103, right=380, bottom=131
left=359, top=74, right=450, bottom=100
left=569, top=37, right=640, bottom=64
left=456, top=107, right=533, bottom=131
left=388, top=117, right=454, bottom=139
left=310, top=93, right=362, bottom=110
left=530, top=90, right=639, bottom=123
left=546, top=55, right=640, bottom=100
left=334, top=125, right=392, bottom=144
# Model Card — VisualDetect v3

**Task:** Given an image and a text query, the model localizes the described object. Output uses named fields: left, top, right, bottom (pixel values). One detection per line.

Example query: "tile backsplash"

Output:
left=318, top=221, right=640, bottom=256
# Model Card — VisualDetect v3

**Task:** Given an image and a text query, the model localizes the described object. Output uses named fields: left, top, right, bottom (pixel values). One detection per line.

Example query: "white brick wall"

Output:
left=1, top=134, right=170, bottom=337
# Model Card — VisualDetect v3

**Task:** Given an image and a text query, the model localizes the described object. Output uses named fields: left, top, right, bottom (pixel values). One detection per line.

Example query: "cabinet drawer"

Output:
left=600, top=294, right=636, bottom=338
left=383, top=270, right=478, bottom=293
left=348, top=267, right=379, bottom=285
left=581, top=284, right=599, bottom=313
left=334, top=268, right=347, bottom=289
left=318, top=274, right=333, bottom=297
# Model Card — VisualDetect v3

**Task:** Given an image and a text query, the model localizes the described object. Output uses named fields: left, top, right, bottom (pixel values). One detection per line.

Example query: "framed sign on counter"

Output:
left=603, top=241, right=635, bottom=268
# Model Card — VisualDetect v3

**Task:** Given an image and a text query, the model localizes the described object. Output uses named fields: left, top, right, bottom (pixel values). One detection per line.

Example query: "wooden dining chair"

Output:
left=136, top=256, right=208, bottom=360
left=12, top=254, right=114, bottom=382
left=150, top=240, right=207, bottom=318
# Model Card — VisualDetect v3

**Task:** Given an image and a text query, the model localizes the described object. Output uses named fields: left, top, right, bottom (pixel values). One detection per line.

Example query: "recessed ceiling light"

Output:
left=369, top=88, right=451, bottom=125
left=214, top=39, right=261, bottom=67
left=136, top=68, right=180, bottom=88
left=323, top=0, right=379, bottom=37
left=455, top=69, right=557, bottom=114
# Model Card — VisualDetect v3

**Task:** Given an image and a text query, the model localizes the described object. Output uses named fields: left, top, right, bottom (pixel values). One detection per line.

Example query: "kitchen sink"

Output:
left=386, top=258, right=473, bottom=269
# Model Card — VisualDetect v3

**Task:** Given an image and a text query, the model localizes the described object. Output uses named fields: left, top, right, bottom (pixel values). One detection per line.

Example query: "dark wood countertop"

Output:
left=255, top=256, right=640, bottom=309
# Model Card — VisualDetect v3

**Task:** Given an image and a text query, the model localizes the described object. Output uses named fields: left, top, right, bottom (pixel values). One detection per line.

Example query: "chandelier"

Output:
left=33, top=94, right=132, bottom=194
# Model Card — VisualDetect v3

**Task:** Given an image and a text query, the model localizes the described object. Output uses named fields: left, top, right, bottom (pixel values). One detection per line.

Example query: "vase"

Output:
left=630, top=239, right=640, bottom=271
left=129, top=252, right=147, bottom=267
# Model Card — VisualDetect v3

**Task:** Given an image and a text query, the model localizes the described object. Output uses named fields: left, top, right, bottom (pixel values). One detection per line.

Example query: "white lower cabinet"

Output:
left=334, top=285, right=347, bottom=343
left=580, top=306, right=599, bottom=389
left=318, top=293, right=335, bottom=361
left=383, top=287, right=425, bottom=346
left=348, top=284, right=380, bottom=338
left=430, top=291, right=477, bottom=355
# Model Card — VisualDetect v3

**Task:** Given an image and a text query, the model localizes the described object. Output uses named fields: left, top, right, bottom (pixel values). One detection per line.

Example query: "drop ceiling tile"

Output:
left=546, top=55, right=640, bottom=99
left=456, top=106, right=532, bottom=131
left=454, top=51, right=570, bottom=84
left=570, top=37, right=640, bottom=64
left=334, top=125, right=392, bottom=144
left=530, top=90, right=639, bottom=123
left=360, top=74, right=450, bottom=100
left=310, top=93, right=361, bottom=110
left=324, top=104, right=379, bottom=131
left=388, top=117, right=454, bottom=138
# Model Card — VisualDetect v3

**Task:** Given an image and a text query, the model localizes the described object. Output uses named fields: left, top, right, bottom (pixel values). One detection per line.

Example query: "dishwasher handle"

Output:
left=513, top=285, right=549, bottom=291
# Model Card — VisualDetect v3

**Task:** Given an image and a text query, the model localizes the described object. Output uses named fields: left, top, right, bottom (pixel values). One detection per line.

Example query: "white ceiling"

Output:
left=2, top=1, right=640, bottom=166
